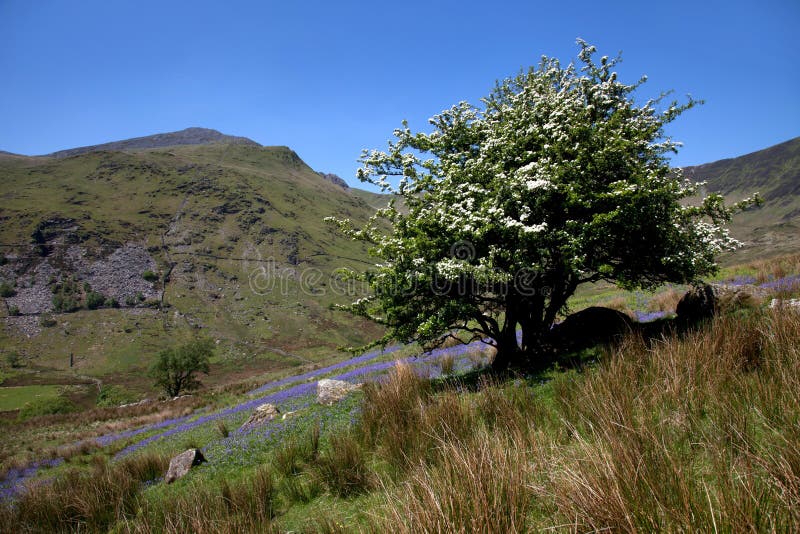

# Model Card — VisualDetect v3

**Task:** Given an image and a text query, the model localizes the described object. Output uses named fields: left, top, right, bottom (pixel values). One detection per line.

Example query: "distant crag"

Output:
left=317, top=172, right=349, bottom=189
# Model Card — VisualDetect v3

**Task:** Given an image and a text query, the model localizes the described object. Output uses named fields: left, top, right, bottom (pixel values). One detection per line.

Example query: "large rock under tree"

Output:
left=547, top=306, right=635, bottom=353
left=165, top=448, right=206, bottom=484
left=317, top=379, right=362, bottom=405
left=676, top=285, right=717, bottom=325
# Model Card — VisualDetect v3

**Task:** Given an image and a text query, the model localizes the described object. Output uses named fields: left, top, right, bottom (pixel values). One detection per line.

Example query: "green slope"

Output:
left=0, top=137, right=385, bottom=391
left=682, top=136, right=800, bottom=261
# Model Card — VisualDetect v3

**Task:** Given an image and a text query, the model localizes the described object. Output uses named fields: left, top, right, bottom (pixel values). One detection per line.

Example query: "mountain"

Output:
left=682, top=136, right=800, bottom=261
left=0, top=130, right=386, bottom=392
left=45, top=127, right=261, bottom=158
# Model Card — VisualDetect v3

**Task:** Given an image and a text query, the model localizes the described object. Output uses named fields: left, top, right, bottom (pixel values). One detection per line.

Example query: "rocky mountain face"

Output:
left=317, top=172, right=349, bottom=189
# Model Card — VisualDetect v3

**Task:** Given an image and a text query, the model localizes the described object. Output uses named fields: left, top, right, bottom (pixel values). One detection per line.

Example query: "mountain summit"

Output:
left=46, top=127, right=261, bottom=158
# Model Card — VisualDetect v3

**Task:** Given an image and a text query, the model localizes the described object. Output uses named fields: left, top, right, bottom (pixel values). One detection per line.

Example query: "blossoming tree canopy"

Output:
left=327, top=40, right=758, bottom=371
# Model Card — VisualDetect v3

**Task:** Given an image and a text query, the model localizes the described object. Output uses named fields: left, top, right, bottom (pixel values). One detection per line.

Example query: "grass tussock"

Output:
left=603, top=295, right=635, bottom=317
left=378, top=429, right=535, bottom=534
left=126, top=467, right=278, bottom=534
left=748, top=252, right=800, bottom=284
left=646, top=288, right=683, bottom=312
left=314, top=430, right=374, bottom=497
left=1, top=452, right=169, bottom=533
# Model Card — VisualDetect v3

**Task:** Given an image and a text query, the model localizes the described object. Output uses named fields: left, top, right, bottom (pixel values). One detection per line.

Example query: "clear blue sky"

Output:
left=1, top=0, right=798, bottom=190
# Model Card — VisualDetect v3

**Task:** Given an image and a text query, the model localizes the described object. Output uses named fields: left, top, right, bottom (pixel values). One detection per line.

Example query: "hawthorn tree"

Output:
left=329, top=41, right=756, bottom=371
left=150, top=339, right=213, bottom=397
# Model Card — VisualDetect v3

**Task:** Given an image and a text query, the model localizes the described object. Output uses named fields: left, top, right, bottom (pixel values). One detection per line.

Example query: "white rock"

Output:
left=240, top=403, right=280, bottom=431
left=317, top=379, right=362, bottom=405
left=770, top=298, right=800, bottom=309
left=165, top=448, right=205, bottom=484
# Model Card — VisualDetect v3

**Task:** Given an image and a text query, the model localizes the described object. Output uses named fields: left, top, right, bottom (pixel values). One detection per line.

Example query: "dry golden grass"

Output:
left=365, top=310, right=800, bottom=532
left=603, top=296, right=635, bottom=317
left=646, top=288, right=683, bottom=312
left=748, top=252, right=800, bottom=284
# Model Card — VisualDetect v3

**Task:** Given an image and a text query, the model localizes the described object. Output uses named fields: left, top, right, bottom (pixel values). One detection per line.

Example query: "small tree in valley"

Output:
left=150, top=339, right=213, bottom=397
left=328, top=41, right=757, bottom=371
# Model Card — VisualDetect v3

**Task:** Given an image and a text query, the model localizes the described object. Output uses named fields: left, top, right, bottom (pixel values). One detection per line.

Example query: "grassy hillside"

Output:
left=0, top=139, right=384, bottom=397
left=683, top=136, right=800, bottom=262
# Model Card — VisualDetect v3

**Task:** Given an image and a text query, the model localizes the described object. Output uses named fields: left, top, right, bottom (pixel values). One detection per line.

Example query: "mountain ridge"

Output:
left=43, top=127, right=261, bottom=158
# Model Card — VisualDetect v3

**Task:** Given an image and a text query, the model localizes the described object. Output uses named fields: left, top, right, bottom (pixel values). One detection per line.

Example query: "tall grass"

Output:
left=1, top=452, right=169, bottom=532
left=365, top=310, right=800, bottom=532
left=3, top=310, right=798, bottom=532
left=379, top=429, right=536, bottom=534
left=128, top=467, right=277, bottom=534
left=748, top=252, right=800, bottom=284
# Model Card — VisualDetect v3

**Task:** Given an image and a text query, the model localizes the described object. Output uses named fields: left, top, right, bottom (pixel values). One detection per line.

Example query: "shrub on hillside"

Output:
left=52, top=293, right=79, bottom=313
left=18, top=396, right=77, bottom=421
left=0, top=281, right=16, bottom=298
left=150, top=338, right=213, bottom=397
left=142, top=270, right=158, bottom=282
left=5, top=352, right=21, bottom=368
left=95, top=385, right=138, bottom=408
left=85, top=291, right=105, bottom=310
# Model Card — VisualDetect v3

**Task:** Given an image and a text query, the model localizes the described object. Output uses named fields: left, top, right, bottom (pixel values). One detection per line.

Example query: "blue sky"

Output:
left=1, top=0, right=797, bottom=190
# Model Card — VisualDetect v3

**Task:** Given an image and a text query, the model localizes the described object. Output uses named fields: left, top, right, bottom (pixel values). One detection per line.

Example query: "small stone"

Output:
left=317, top=379, right=362, bottom=405
left=240, top=403, right=280, bottom=431
left=165, top=448, right=205, bottom=484
left=770, top=298, right=800, bottom=309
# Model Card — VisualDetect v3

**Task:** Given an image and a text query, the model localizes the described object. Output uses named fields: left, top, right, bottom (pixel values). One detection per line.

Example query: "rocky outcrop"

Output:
left=317, top=172, right=349, bottom=189
left=1, top=243, right=159, bottom=317
left=317, top=379, right=361, bottom=405
left=240, top=403, right=280, bottom=431
left=676, top=285, right=717, bottom=325
left=165, top=448, right=206, bottom=484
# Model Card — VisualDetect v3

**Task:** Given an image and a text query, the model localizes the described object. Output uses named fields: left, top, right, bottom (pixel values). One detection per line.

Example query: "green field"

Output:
left=0, top=385, right=61, bottom=412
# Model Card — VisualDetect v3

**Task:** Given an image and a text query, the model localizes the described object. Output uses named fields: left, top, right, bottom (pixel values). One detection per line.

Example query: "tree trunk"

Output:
left=491, top=326, right=520, bottom=372
left=490, top=344, right=516, bottom=372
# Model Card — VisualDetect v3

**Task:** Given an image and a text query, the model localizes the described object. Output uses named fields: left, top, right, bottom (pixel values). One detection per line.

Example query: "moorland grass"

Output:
left=2, top=308, right=798, bottom=532
left=368, top=309, right=800, bottom=532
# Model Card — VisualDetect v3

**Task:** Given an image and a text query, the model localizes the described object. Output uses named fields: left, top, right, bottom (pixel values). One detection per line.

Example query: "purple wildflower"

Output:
left=635, top=310, right=669, bottom=323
